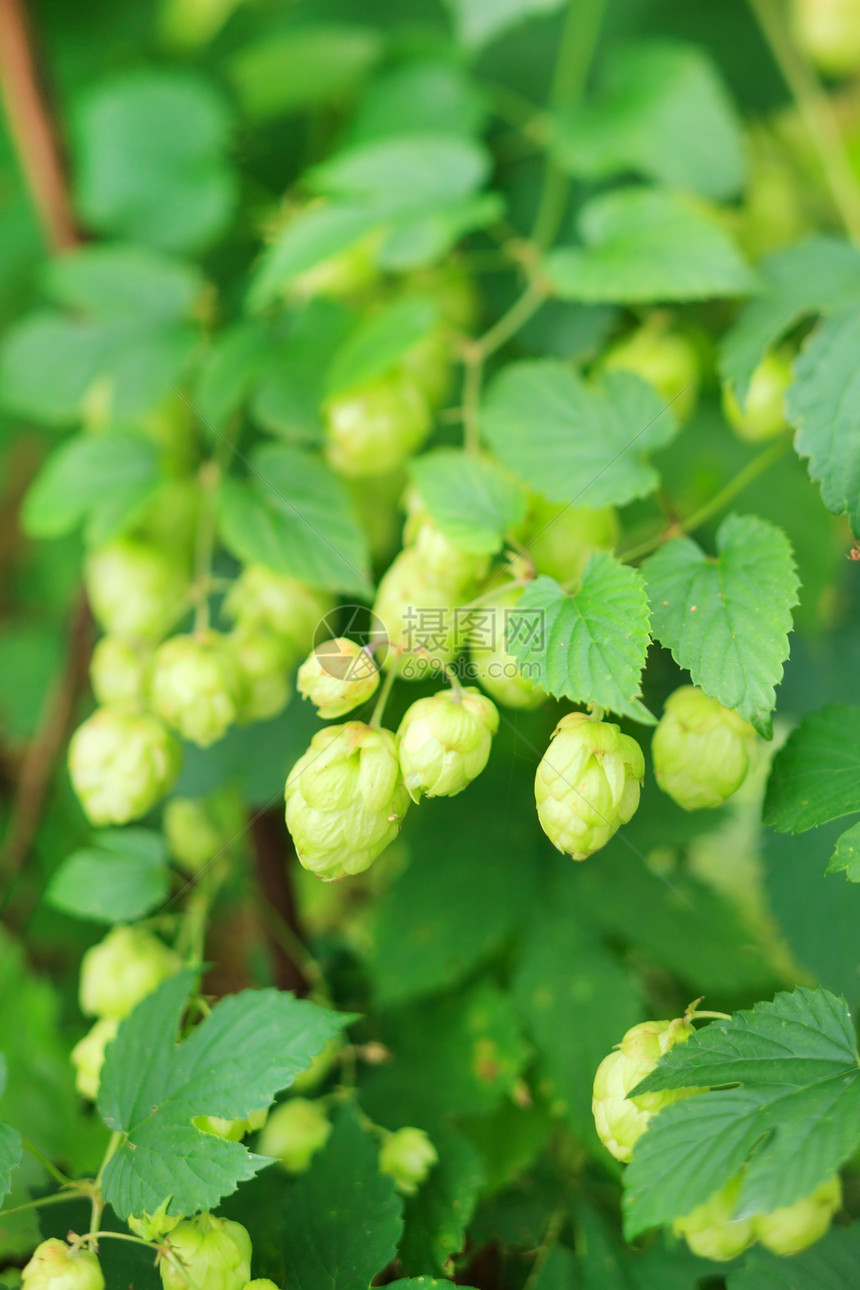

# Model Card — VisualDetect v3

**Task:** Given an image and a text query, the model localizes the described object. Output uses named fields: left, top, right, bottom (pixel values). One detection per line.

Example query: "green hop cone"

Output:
left=89, top=636, right=152, bottom=707
left=258, top=1097, right=331, bottom=1172
left=467, top=584, right=547, bottom=711
left=163, top=793, right=241, bottom=874
left=397, top=687, right=498, bottom=801
left=21, top=1239, right=104, bottom=1290
left=68, top=707, right=180, bottom=826
left=85, top=538, right=186, bottom=640
left=790, top=0, right=860, bottom=76
left=379, top=1127, right=438, bottom=1196
left=754, top=1176, right=842, bottom=1256
left=79, top=925, right=181, bottom=1019
left=602, top=318, right=700, bottom=423
left=150, top=631, right=243, bottom=747
left=128, top=1202, right=183, bottom=1241
left=291, top=1034, right=342, bottom=1094
left=224, top=566, right=331, bottom=655
left=652, top=686, right=756, bottom=811
left=592, top=1017, right=696, bottom=1162
left=160, top=1213, right=252, bottom=1290
left=71, top=1016, right=119, bottom=1100
left=243, top=1282, right=279, bottom=1290
left=535, top=713, right=645, bottom=860
left=228, top=625, right=293, bottom=723
left=297, top=638, right=380, bottom=719
left=372, top=548, right=460, bottom=681
left=194, top=1108, right=268, bottom=1142
left=324, top=372, right=431, bottom=478
left=722, top=350, right=793, bottom=443
left=520, top=498, right=619, bottom=586
left=403, top=489, right=490, bottom=594
left=673, top=1177, right=757, bottom=1262
left=285, top=722, right=409, bottom=879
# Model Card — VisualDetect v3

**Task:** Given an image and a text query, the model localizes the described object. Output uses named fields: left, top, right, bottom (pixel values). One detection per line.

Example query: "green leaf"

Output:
left=481, top=362, right=678, bottom=507
left=408, top=449, right=527, bottom=555
left=347, top=60, right=486, bottom=145
left=253, top=301, right=354, bottom=443
left=643, top=513, right=799, bottom=737
left=507, top=562, right=653, bottom=722
left=544, top=187, right=757, bottom=304
left=786, top=305, right=860, bottom=535
left=229, top=26, right=382, bottom=121
left=99, top=970, right=347, bottom=1218
left=553, top=42, right=745, bottom=200
left=218, top=445, right=371, bottom=594
left=74, top=70, right=235, bottom=253
left=280, top=1105, right=403, bottom=1290
left=43, top=243, right=203, bottom=321
left=514, top=872, right=642, bottom=1135
left=376, top=191, right=504, bottom=271
left=22, top=432, right=160, bottom=545
left=720, top=237, right=860, bottom=403
left=447, top=0, right=565, bottom=49
left=623, top=987, right=860, bottom=1237
left=0, top=1122, right=22, bottom=1205
left=728, top=1223, right=860, bottom=1290
left=46, top=829, right=170, bottom=924
left=399, top=1126, right=484, bottom=1275
left=326, top=295, right=439, bottom=395
left=371, top=769, right=541, bottom=1007
left=310, top=133, right=490, bottom=213
left=763, top=705, right=860, bottom=833
left=248, top=204, right=379, bottom=311
left=827, top=821, right=860, bottom=881
left=194, top=322, right=271, bottom=427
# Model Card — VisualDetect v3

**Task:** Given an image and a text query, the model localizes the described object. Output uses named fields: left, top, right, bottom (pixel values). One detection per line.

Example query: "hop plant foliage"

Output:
left=2, top=0, right=860, bottom=1283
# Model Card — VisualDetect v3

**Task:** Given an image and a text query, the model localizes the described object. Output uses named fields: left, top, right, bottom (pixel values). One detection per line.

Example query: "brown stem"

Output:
left=0, top=0, right=78, bottom=252
left=249, top=808, right=310, bottom=997
left=0, top=594, right=93, bottom=909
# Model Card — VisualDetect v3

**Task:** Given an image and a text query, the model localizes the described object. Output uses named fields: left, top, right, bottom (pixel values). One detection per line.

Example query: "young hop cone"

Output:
left=535, top=713, right=644, bottom=859
left=379, top=1127, right=439, bottom=1195
left=397, top=687, right=498, bottom=801
left=592, top=1017, right=696, bottom=1163
left=372, top=548, right=460, bottom=679
left=89, top=635, right=151, bottom=707
left=754, top=1176, right=842, bottom=1256
left=468, top=584, right=547, bottom=711
left=673, top=1177, right=757, bottom=1262
left=71, top=1017, right=119, bottom=1100
left=21, top=1239, right=104, bottom=1290
left=228, top=625, right=293, bottom=723
left=258, top=1097, right=332, bottom=1172
left=297, top=638, right=380, bottom=719
left=285, top=722, right=410, bottom=880
left=224, top=566, right=332, bottom=655
left=790, top=0, right=860, bottom=77
left=194, top=1109, right=268, bottom=1142
left=79, top=925, right=181, bottom=1019
left=160, top=1213, right=252, bottom=1290
left=68, top=707, right=180, bottom=826
left=128, top=1203, right=182, bottom=1241
left=323, top=371, right=431, bottom=477
left=520, top=497, right=619, bottom=587
left=84, top=538, right=186, bottom=641
left=652, top=686, right=756, bottom=811
left=150, top=631, right=243, bottom=747
left=602, top=319, right=700, bottom=423
left=722, top=350, right=792, bottom=443
left=403, top=489, right=490, bottom=594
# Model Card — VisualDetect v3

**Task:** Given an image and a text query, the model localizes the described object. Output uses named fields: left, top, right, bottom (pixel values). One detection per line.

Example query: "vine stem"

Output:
left=192, top=460, right=221, bottom=636
left=531, top=0, right=609, bottom=249
left=89, top=1131, right=122, bottom=1234
left=620, top=440, right=790, bottom=563
left=0, top=1191, right=82, bottom=1219
left=748, top=0, right=860, bottom=244
left=21, top=1140, right=74, bottom=1189
left=369, top=667, right=397, bottom=730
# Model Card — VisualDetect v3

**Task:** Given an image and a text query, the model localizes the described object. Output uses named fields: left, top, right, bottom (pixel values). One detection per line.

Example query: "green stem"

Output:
left=692, top=1010, right=732, bottom=1021
left=531, top=0, right=608, bottom=249
left=748, top=0, right=860, bottom=244
left=192, top=459, right=221, bottom=636
left=477, top=280, right=547, bottom=360
left=369, top=667, right=397, bottom=730
left=90, top=1131, right=122, bottom=1234
left=0, top=1190, right=82, bottom=1218
left=176, top=887, right=211, bottom=965
left=462, top=349, right=483, bottom=456
left=524, top=1204, right=567, bottom=1290
left=22, top=1140, right=74, bottom=1189
left=621, top=440, right=790, bottom=562
left=259, top=904, right=325, bottom=989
